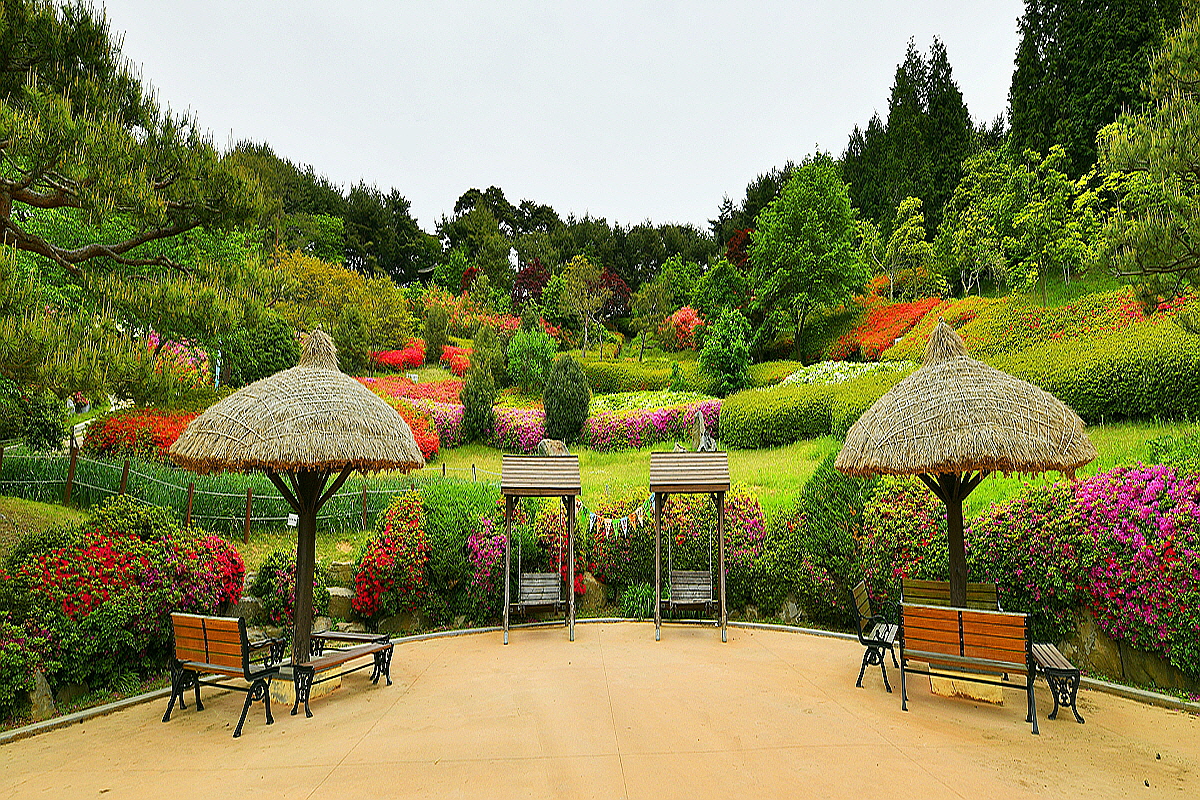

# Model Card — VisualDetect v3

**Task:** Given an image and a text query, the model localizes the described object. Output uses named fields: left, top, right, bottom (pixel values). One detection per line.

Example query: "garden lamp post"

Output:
left=835, top=319, right=1096, bottom=608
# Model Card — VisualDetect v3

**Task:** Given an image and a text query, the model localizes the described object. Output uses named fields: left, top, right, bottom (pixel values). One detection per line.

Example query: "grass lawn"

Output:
left=0, top=496, right=87, bottom=562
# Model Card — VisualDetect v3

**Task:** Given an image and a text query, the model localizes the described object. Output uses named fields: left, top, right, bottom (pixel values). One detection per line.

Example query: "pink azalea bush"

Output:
left=491, top=408, right=546, bottom=452
left=968, top=464, right=1200, bottom=674
left=581, top=399, right=719, bottom=451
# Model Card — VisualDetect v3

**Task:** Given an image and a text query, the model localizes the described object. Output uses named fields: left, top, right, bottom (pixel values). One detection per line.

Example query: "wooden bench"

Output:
left=852, top=581, right=899, bottom=692
left=901, top=578, right=1002, bottom=610
left=291, top=630, right=394, bottom=719
left=511, top=572, right=564, bottom=614
left=900, top=603, right=1039, bottom=734
left=661, top=570, right=714, bottom=612
left=1033, top=642, right=1084, bottom=723
left=163, top=613, right=285, bottom=738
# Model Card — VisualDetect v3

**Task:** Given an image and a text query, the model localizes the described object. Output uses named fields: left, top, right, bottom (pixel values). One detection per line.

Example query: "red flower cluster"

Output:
left=13, top=531, right=152, bottom=619
left=392, top=400, right=439, bottom=460
left=83, top=409, right=200, bottom=460
left=441, top=345, right=472, bottom=376
left=371, top=339, right=426, bottom=370
left=832, top=297, right=944, bottom=361
left=352, top=491, right=431, bottom=619
left=358, top=375, right=463, bottom=404
left=661, top=306, right=704, bottom=350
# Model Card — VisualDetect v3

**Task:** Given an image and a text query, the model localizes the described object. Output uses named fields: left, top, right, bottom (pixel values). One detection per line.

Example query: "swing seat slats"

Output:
left=513, top=572, right=564, bottom=612
left=665, top=570, right=714, bottom=610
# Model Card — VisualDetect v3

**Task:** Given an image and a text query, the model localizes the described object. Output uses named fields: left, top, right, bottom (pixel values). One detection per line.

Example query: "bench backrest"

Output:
left=171, top=612, right=249, bottom=674
left=901, top=578, right=1000, bottom=611
left=901, top=603, right=1030, bottom=673
left=519, top=572, right=562, bottom=604
left=851, top=581, right=873, bottom=621
left=670, top=570, right=713, bottom=603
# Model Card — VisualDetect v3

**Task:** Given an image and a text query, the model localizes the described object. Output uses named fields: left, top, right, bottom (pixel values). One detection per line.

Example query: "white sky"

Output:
left=101, top=1, right=1024, bottom=232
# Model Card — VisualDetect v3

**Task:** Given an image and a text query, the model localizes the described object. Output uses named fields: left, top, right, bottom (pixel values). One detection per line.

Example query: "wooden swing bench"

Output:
left=663, top=570, right=715, bottom=613
left=511, top=572, right=567, bottom=614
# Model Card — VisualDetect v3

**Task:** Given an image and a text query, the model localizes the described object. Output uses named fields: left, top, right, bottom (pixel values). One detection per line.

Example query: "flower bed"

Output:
left=423, top=287, right=520, bottom=337
left=589, top=391, right=711, bottom=414
left=441, top=345, right=472, bottom=377
left=780, top=360, right=914, bottom=387
left=410, top=400, right=466, bottom=448
left=831, top=296, right=945, bottom=361
left=370, top=339, right=425, bottom=370
left=492, top=407, right=547, bottom=453
left=82, top=409, right=200, bottom=461
left=581, top=399, right=720, bottom=451
left=969, top=464, right=1200, bottom=674
left=353, top=491, right=430, bottom=619
left=358, top=376, right=463, bottom=404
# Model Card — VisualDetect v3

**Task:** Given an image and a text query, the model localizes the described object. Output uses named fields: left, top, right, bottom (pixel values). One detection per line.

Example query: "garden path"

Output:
left=3, top=623, right=1197, bottom=799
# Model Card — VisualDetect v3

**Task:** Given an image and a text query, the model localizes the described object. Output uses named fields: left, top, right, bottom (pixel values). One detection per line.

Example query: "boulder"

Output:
left=327, top=561, right=356, bottom=587
left=577, top=573, right=608, bottom=612
left=536, top=439, right=570, bottom=456
left=29, top=671, right=56, bottom=721
left=229, top=594, right=263, bottom=622
left=54, top=682, right=89, bottom=706
left=333, top=621, right=367, bottom=634
left=378, top=611, right=429, bottom=635
left=327, top=587, right=354, bottom=620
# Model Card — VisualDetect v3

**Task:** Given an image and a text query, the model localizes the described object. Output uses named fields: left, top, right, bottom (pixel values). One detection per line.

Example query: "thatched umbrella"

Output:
left=170, top=330, right=424, bottom=661
left=835, top=319, right=1095, bottom=607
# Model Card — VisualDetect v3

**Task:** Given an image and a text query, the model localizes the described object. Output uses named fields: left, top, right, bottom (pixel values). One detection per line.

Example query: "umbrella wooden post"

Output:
left=292, top=470, right=323, bottom=666
left=184, top=482, right=195, bottom=526
left=946, top=483, right=968, bottom=609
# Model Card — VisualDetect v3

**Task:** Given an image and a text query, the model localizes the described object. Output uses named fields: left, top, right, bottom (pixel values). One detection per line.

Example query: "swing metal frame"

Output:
left=650, top=451, right=730, bottom=642
left=500, top=454, right=581, bottom=645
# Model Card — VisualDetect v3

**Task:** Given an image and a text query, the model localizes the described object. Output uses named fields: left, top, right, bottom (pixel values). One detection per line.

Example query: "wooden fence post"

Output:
left=185, top=482, right=195, bottom=527
left=118, top=459, right=130, bottom=495
left=361, top=486, right=369, bottom=530
left=244, top=487, right=253, bottom=544
left=63, top=443, right=79, bottom=505
left=472, top=464, right=477, bottom=482
left=442, top=462, right=446, bottom=478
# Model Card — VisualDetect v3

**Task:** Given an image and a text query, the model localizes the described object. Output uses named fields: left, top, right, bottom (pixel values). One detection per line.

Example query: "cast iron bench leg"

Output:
left=291, top=667, right=315, bottom=719
left=1046, top=669, right=1084, bottom=723
left=371, top=649, right=393, bottom=686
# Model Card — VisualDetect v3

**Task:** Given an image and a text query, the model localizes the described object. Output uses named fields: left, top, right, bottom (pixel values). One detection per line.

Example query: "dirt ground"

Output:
left=3, top=622, right=1197, bottom=799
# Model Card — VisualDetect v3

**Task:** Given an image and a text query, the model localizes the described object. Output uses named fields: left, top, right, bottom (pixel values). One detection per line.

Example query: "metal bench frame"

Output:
left=291, top=631, right=393, bottom=719
left=852, top=581, right=898, bottom=692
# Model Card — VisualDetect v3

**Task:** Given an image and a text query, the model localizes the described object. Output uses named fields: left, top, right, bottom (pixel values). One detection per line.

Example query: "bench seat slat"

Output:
left=301, top=642, right=392, bottom=672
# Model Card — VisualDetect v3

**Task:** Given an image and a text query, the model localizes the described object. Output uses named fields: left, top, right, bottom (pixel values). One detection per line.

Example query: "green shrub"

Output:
left=620, top=582, right=655, bottom=619
left=334, top=305, right=371, bottom=375
left=471, top=325, right=508, bottom=387
left=748, top=360, right=803, bottom=387
left=0, top=611, right=56, bottom=720
left=250, top=549, right=330, bottom=627
left=1149, top=433, right=1200, bottom=474
left=419, top=480, right=500, bottom=625
left=424, top=305, right=450, bottom=366
left=20, top=391, right=67, bottom=452
left=990, top=321, right=1200, bottom=423
left=698, top=310, right=752, bottom=397
left=223, top=312, right=298, bottom=387
left=460, top=366, right=496, bottom=443
left=720, top=384, right=834, bottom=449
left=580, top=357, right=709, bottom=394
left=828, top=369, right=911, bottom=437
left=507, top=328, right=557, bottom=391
left=87, top=495, right=181, bottom=541
left=544, top=355, right=591, bottom=443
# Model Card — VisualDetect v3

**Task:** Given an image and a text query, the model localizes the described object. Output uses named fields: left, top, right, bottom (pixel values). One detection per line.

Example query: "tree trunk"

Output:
left=638, top=330, right=647, bottom=362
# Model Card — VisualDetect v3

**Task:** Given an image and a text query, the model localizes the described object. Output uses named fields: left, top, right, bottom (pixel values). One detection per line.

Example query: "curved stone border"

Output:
left=5, top=618, right=1197, bottom=745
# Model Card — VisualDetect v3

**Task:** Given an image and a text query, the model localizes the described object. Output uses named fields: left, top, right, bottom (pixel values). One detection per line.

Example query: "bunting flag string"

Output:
left=579, top=493, right=655, bottom=539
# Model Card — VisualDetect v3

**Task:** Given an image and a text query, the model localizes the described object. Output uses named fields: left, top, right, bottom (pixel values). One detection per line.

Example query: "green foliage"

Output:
left=579, top=358, right=707, bottom=394
left=543, top=355, right=591, bottom=443
left=507, top=327, right=557, bottom=392
left=631, top=276, right=674, bottom=361
left=668, top=362, right=689, bottom=392
left=859, top=477, right=948, bottom=603
left=424, top=305, right=450, bottom=366
left=470, top=325, right=507, bottom=388
left=222, top=312, right=298, bottom=387
left=334, top=304, right=371, bottom=375
left=559, top=255, right=609, bottom=354
left=991, top=320, right=1200, bottom=423
left=747, top=361, right=803, bottom=387
left=87, top=495, right=180, bottom=542
left=691, top=258, right=748, bottom=319
left=250, top=549, right=330, bottom=626
left=721, top=384, right=834, bottom=449
left=883, top=197, right=937, bottom=299
left=19, top=390, right=67, bottom=452
left=417, top=479, right=500, bottom=625
left=460, top=366, right=497, bottom=444
left=698, top=310, right=752, bottom=397
left=1148, top=433, right=1200, bottom=474
left=749, top=153, right=869, bottom=361
left=657, top=254, right=703, bottom=307
left=619, top=582, right=656, bottom=619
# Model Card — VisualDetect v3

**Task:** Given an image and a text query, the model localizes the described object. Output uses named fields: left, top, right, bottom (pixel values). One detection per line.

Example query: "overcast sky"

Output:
left=101, top=1, right=1025, bottom=232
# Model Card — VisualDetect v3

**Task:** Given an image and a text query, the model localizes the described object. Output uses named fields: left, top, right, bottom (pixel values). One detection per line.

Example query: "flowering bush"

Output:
left=249, top=550, right=330, bottom=627
left=423, top=286, right=520, bottom=337
left=831, top=296, right=945, bottom=361
left=661, top=306, right=704, bottom=350
left=581, top=399, right=720, bottom=452
left=780, top=360, right=914, bottom=386
left=359, top=376, right=463, bottom=404
left=353, top=492, right=430, bottom=620
left=969, top=465, right=1200, bottom=674
left=441, top=345, right=472, bottom=376
left=858, top=477, right=948, bottom=605
left=83, top=409, right=199, bottom=461
left=147, top=330, right=212, bottom=387
left=0, top=611, right=57, bottom=720
left=492, top=407, right=547, bottom=453
left=158, top=533, right=245, bottom=611
left=590, top=391, right=711, bottom=413
left=411, top=400, right=466, bottom=447
left=371, top=339, right=425, bottom=370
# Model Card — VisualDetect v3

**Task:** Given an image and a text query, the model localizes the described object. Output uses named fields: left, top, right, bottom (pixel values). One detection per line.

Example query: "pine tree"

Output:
left=923, top=38, right=973, bottom=234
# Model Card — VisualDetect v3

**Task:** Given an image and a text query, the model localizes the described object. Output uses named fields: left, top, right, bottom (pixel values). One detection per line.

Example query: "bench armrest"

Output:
left=247, top=636, right=288, bottom=667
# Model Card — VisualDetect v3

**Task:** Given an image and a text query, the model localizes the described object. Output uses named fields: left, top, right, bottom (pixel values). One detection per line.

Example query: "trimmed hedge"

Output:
left=579, top=357, right=712, bottom=394
left=991, top=321, right=1200, bottom=423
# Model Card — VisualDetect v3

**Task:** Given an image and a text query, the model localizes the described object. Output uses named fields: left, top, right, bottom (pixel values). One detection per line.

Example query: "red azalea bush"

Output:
left=441, top=344, right=472, bottom=376
left=391, top=399, right=439, bottom=460
left=661, top=306, right=704, bottom=350
left=83, top=409, right=199, bottom=460
left=353, top=491, right=431, bottom=619
left=371, top=339, right=426, bottom=370
left=423, top=286, right=520, bottom=337
left=358, top=375, right=463, bottom=404
left=832, top=296, right=944, bottom=361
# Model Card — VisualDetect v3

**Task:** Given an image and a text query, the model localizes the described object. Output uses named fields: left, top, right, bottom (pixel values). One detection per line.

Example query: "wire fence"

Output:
left=0, top=444, right=502, bottom=537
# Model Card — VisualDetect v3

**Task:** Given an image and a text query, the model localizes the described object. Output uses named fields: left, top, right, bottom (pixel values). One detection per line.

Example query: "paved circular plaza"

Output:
left=3, top=623, right=1197, bottom=799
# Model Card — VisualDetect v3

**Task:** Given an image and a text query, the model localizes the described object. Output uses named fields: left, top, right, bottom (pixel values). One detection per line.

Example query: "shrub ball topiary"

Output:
left=460, top=366, right=496, bottom=443
left=699, top=309, right=752, bottom=397
left=424, top=305, right=450, bottom=366
left=543, top=355, right=591, bottom=443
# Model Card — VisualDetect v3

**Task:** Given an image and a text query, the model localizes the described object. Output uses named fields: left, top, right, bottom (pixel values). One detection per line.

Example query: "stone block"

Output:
left=29, top=671, right=56, bottom=721
left=327, top=561, right=355, bottom=587
left=328, top=587, right=354, bottom=620
left=333, top=621, right=367, bottom=634
left=577, top=573, right=607, bottom=612
left=54, top=682, right=89, bottom=706
left=378, top=611, right=429, bottom=635
left=230, top=594, right=263, bottom=622
left=536, top=439, right=570, bottom=456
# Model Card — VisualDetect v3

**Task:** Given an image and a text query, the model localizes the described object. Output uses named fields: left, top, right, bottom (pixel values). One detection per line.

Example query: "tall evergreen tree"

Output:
left=1009, top=0, right=1183, bottom=177
left=885, top=41, right=930, bottom=217
left=924, top=38, right=973, bottom=233
left=842, top=113, right=890, bottom=226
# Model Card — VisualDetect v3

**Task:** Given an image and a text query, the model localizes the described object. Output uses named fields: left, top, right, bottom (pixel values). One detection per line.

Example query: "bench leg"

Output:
left=292, top=668, right=315, bottom=719
left=371, top=648, right=393, bottom=686
left=1046, top=670, right=1084, bottom=724
left=856, top=648, right=872, bottom=688
left=901, top=662, right=908, bottom=711
left=162, top=666, right=185, bottom=722
left=1026, top=673, right=1039, bottom=735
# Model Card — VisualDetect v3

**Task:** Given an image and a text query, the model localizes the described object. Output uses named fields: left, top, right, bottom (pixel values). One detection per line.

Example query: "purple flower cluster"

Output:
left=491, top=408, right=547, bottom=453
left=467, top=517, right=507, bottom=593
left=412, top=400, right=466, bottom=447
left=581, top=399, right=721, bottom=452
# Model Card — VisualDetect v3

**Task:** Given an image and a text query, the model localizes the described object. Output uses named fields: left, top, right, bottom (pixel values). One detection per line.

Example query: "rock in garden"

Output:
left=327, top=587, right=354, bottom=620
left=333, top=621, right=367, bottom=633
left=537, top=438, right=570, bottom=456
left=578, top=573, right=607, bottom=612
left=327, top=561, right=355, bottom=586
left=29, top=671, right=56, bottom=721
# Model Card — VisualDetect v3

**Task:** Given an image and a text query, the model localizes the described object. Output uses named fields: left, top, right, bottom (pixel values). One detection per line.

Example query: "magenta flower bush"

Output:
left=412, top=400, right=465, bottom=448
left=581, top=399, right=720, bottom=452
left=969, top=464, right=1200, bottom=675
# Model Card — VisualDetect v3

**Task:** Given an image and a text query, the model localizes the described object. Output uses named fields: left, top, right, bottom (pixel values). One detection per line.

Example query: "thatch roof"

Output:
left=169, top=330, right=425, bottom=475
left=835, top=319, right=1096, bottom=478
